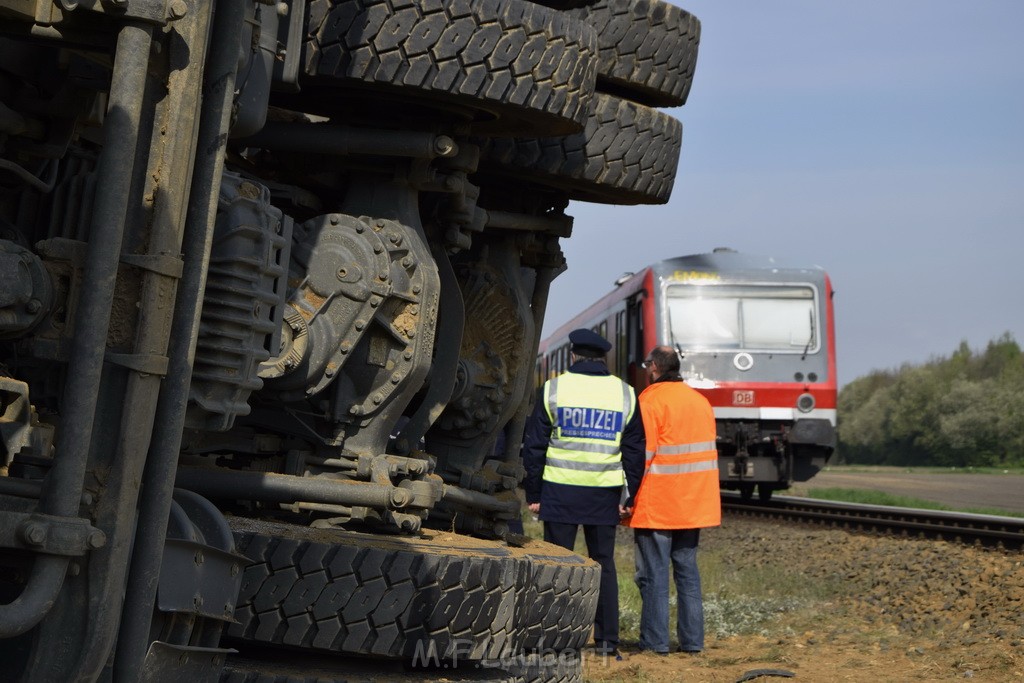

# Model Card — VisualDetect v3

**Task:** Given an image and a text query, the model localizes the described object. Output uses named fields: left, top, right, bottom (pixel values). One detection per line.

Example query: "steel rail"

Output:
left=722, top=493, right=1024, bottom=549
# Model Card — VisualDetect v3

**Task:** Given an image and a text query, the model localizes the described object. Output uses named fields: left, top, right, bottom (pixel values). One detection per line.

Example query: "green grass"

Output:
left=797, top=486, right=1024, bottom=518
left=522, top=517, right=838, bottom=642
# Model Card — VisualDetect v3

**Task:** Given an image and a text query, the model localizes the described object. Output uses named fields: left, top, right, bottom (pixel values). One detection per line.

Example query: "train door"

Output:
left=626, top=294, right=646, bottom=388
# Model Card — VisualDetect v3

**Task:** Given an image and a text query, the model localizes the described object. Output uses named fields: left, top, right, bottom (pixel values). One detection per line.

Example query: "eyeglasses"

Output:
left=641, top=359, right=653, bottom=369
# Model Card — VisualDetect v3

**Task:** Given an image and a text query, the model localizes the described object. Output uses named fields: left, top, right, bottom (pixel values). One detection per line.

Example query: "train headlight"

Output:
left=733, top=352, right=754, bottom=371
left=797, top=393, right=815, bottom=413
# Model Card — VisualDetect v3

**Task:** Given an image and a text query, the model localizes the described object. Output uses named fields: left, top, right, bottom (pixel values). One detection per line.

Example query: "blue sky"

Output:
left=543, top=0, right=1024, bottom=387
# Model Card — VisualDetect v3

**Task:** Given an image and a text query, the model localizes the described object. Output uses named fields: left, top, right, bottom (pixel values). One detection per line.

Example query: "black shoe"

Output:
left=594, top=642, right=621, bottom=660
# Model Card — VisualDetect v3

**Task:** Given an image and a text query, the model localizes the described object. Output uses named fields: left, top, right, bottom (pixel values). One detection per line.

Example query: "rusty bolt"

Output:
left=87, top=529, right=107, bottom=549
left=354, top=320, right=365, bottom=331
left=26, top=299, right=41, bottom=314
left=391, top=373, right=402, bottom=384
left=389, top=234, right=400, bottom=244
left=376, top=220, right=386, bottom=229
left=412, top=285, right=422, bottom=294
left=168, top=0, right=187, bottom=19
left=23, top=523, right=46, bottom=546
left=390, top=489, right=411, bottom=507
left=355, top=225, right=365, bottom=233
left=340, top=341, right=351, bottom=354
left=401, top=257, right=413, bottom=268
left=372, top=393, right=383, bottom=405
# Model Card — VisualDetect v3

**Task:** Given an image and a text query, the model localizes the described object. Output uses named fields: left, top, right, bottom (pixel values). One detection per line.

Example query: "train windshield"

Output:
left=665, top=284, right=818, bottom=352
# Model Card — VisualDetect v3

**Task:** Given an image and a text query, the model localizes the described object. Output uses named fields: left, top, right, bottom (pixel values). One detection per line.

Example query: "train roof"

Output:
left=648, top=249, right=828, bottom=279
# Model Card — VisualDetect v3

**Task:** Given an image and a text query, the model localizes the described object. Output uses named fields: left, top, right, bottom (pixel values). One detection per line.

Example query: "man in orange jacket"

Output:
left=628, top=345, right=721, bottom=654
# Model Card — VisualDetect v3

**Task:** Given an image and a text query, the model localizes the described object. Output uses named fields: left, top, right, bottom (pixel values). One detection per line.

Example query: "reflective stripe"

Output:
left=550, top=438, right=622, bottom=455
left=645, top=449, right=656, bottom=464
left=546, top=457, right=624, bottom=473
left=547, top=376, right=560, bottom=421
left=648, top=460, right=719, bottom=475
left=619, top=382, right=632, bottom=418
left=655, top=441, right=718, bottom=456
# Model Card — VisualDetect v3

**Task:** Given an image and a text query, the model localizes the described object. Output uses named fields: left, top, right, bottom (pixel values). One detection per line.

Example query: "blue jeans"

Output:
left=634, top=528, right=703, bottom=653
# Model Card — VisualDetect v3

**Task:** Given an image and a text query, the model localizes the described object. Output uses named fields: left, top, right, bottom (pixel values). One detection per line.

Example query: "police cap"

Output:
left=569, top=328, right=611, bottom=356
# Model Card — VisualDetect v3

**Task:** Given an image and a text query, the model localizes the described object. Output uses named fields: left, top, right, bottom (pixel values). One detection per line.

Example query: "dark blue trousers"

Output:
left=544, top=521, right=619, bottom=652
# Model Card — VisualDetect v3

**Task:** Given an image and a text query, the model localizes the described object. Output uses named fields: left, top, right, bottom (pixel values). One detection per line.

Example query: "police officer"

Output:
left=523, top=329, right=645, bottom=658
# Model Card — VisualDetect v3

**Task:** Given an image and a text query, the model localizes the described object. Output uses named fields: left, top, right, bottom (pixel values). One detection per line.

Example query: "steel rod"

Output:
left=175, top=467, right=408, bottom=509
left=113, top=1, right=247, bottom=678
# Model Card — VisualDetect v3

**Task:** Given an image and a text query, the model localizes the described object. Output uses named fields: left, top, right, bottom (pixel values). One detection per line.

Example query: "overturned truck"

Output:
left=0, top=0, right=699, bottom=679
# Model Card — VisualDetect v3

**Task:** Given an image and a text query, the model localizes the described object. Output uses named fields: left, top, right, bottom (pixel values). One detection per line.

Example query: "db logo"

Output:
left=732, top=390, right=755, bottom=406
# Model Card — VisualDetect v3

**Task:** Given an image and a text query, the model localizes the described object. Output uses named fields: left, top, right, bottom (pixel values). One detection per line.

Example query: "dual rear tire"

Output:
left=226, top=518, right=598, bottom=679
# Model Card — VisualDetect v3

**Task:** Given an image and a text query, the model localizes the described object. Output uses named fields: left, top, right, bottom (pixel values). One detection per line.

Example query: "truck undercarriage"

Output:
left=0, top=0, right=699, bottom=679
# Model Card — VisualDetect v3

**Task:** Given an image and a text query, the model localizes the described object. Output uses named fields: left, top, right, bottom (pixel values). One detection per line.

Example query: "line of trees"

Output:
left=837, top=333, right=1024, bottom=467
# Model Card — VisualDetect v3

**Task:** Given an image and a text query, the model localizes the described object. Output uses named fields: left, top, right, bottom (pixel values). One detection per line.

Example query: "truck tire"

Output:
left=568, top=0, right=700, bottom=107
left=527, top=0, right=597, bottom=8
left=481, top=651, right=582, bottom=683
left=479, top=92, right=681, bottom=205
left=226, top=518, right=526, bottom=661
left=221, top=655, right=519, bottom=682
left=515, top=539, right=600, bottom=653
left=303, top=0, right=598, bottom=135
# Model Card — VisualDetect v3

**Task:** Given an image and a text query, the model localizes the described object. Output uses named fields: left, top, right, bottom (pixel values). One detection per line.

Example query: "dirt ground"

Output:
left=580, top=470, right=1024, bottom=682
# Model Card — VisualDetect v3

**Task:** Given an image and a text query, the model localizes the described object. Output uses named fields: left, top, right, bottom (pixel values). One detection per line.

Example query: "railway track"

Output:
left=722, top=493, right=1024, bottom=549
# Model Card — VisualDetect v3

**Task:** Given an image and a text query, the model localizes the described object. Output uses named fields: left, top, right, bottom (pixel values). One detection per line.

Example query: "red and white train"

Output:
left=537, top=249, right=837, bottom=500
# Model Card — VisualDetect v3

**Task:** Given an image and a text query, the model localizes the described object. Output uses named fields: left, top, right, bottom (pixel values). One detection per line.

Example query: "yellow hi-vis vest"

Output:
left=542, top=372, right=636, bottom=488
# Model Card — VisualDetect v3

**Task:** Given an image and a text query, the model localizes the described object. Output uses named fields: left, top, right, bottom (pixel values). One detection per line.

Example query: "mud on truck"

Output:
left=0, top=0, right=699, bottom=679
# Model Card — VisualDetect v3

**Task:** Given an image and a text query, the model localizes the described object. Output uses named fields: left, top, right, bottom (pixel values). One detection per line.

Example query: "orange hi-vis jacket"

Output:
left=629, top=379, right=721, bottom=530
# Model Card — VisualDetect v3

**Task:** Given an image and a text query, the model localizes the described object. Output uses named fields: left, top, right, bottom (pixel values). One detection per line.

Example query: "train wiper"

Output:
left=666, top=306, right=685, bottom=360
left=801, top=309, right=815, bottom=360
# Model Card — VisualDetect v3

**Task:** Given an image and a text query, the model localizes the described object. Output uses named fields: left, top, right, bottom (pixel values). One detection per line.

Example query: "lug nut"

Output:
left=23, top=523, right=46, bottom=546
